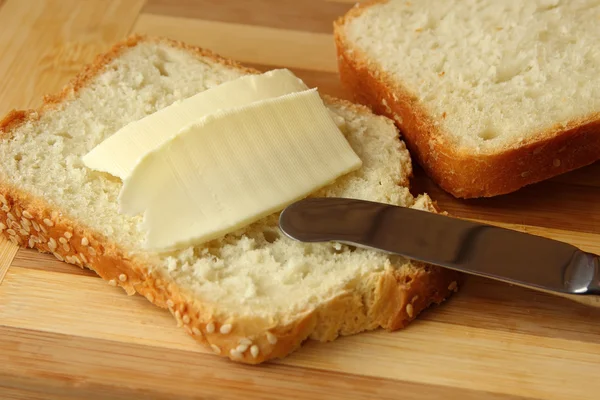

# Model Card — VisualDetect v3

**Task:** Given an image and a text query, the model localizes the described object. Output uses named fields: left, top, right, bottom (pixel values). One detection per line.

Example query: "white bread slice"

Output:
left=335, top=0, right=600, bottom=198
left=0, top=35, right=459, bottom=364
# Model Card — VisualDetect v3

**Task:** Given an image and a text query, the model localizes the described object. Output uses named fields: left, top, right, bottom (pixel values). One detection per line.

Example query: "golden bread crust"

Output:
left=0, top=34, right=459, bottom=364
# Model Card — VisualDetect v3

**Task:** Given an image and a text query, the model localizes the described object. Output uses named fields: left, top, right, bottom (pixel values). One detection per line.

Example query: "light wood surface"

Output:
left=1, top=0, right=599, bottom=399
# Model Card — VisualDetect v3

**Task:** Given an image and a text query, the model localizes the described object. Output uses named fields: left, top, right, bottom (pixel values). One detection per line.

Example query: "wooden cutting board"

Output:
left=1, top=1, right=599, bottom=399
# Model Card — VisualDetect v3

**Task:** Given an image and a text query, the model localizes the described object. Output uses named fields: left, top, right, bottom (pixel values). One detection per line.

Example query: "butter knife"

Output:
left=279, top=197, right=600, bottom=307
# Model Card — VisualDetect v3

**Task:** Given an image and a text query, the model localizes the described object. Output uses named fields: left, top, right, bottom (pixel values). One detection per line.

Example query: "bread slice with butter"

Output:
left=0, top=35, right=459, bottom=364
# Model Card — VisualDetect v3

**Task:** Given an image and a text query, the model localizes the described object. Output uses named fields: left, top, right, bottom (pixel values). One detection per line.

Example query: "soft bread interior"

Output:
left=0, top=41, right=434, bottom=322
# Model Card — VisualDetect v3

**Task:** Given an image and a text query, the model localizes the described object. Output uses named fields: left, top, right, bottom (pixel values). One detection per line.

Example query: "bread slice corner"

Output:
left=334, top=0, right=600, bottom=198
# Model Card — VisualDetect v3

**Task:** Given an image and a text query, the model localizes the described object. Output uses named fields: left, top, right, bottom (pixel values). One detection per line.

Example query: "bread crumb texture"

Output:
left=343, top=0, right=600, bottom=151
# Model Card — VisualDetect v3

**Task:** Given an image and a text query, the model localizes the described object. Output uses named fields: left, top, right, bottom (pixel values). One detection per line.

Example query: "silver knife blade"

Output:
left=278, top=197, right=600, bottom=296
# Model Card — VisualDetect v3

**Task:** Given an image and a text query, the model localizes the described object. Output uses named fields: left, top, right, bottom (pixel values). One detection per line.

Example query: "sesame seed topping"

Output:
left=0, top=222, right=5, bottom=231
left=0, top=194, right=6, bottom=205
left=412, top=295, right=419, bottom=303
left=236, top=344, right=249, bottom=353
left=63, top=243, right=70, bottom=252
left=72, top=255, right=81, bottom=265
left=81, top=237, right=89, bottom=246
left=118, top=273, right=127, bottom=282
left=59, top=237, right=67, bottom=244
left=15, top=208, right=21, bottom=218
left=64, top=231, right=73, bottom=239
left=406, top=303, right=414, bottom=318
left=32, top=221, right=40, bottom=232
left=266, top=331, right=277, bottom=345
left=166, top=299, right=174, bottom=308
left=1, top=205, right=9, bottom=212
left=43, top=218, right=54, bottom=227
left=88, top=247, right=96, bottom=256
left=229, top=349, right=242, bottom=359
left=53, top=252, right=64, bottom=262
left=9, top=221, right=19, bottom=230
left=239, top=338, right=252, bottom=346
left=108, top=279, right=117, bottom=287
left=19, top=229, right=29, bottom=236
left=192, top=327, right=201, bottom=335
left=8, top=236, right=18, bottom=245
left=174, top=310, right=181, bottom=320
left=51, top=211, right=59, bottom=219
left=211, top=344, right=221, bottom=354
left=184, top=325, right=192, bottom=335
left=79, top=253, right=87, bottom=264
left=6, top=229, right=16, bottom=236
left=22, top=210, right=33, bottom=219
left=28, top=237, right=36, bottom=248
left=250, top=345, right=259, bottom=358
left=182, top=314, right=190, bottom=324
left=219, top=324, right=232, bottom=334
left=146, top=293, right=154, bottom=303
left=40, top=224, right=47, bottom=234
left=7, top=212, right=15, bottom=221
left=206, top=322, right=215, bottom=334
left=448, top=281, right=458, bottom=292
left=48, top=238, right=57, bottom=251
left=65, top=256, right=73, bottom=264
left=20, top=218, right=30, bottom=227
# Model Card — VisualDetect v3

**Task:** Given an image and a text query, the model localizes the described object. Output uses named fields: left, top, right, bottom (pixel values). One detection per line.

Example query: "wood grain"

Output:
left=133, top=15, right=338, bottom=72
left=0, top=238, right=18, bottom=285
left=1, top=0, right=600, bottom=399
left=0, top=0, right=145, bottom=116
left=144, top=0, right=353, bottom=33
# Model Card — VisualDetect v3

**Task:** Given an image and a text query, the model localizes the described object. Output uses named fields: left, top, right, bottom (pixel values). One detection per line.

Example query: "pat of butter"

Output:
left=120, top=89, right=362, bottom=251
left=82, top=69, right=308, bottom=180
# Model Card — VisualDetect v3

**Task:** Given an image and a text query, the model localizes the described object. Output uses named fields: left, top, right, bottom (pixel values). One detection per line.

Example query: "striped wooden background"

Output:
left=1, top=1, right=599, bottom=399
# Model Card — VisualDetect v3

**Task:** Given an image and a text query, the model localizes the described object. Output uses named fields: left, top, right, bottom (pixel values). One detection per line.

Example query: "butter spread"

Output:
left=82, top=69, right=309, bottom=180
left=119, top=89, right=362, bottom=251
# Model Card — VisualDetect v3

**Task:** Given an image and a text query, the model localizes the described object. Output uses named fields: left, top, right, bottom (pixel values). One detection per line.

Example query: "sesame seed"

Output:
left=406, top=303, right=414, bottom=318
left=192, top=327, right=201, bottom=335
left=0, top=222, right=5, bottom=231
left=64, top=231, right=73, bottom=239
left=19, top=229, right=29, bottom=236
left=53, top=252, right=64, bottom=262
left=15, top=208, right=21, bottom=218
left=48, top=238, right=57, bottom=251
left=81, top=237, right=89, bottom=246
left=8, top=236, right=18, bottom=245
left=0, top=194, right=6, bottom=205
left=43, top=218, right=54, bottom=227
left=9, top=221, right=19, bottom=230
left=62, top=243, right=70, bottom=252
left=229, top=349, right=242, bottom=359
left=88, top=247, right=96, bottom=256
left=210, top=344, right=221, bottom=354
left=6, top=229, right=16, bottom=236
left=239, top=338, right=252, bottom=346
left=51, top=211, right=59, bottom=219
left=32, top=221, right=40, bottom=232
left=79, top=253, right=87, bottom=264
left=174, top=310, right=181, bottom=320
left=236, top=344, right=249, bottom=353
left=28, top=237, right=36, bottom=248
left=266, top=331, right=277, bottom=345
left=65, top=256, right=73, bottom=264
left=72, top=255, right=81, bottom=265
left=40, top=224, right=47, bottom=234
left=1, top=205, right=9, bottom=212
left=448, top=281, right=458, bottom=292
left=118, top=273, right=127, bottom=282
left=206, top=321, right=215, bottom=334
left=22, top=210, right=33, bottom=219
left=412, top=295, right=419, bottom=303
left=182, top=314, right=190, bottom=324
left=184, top=325, right=192, bottom=335
left=166, top=299, right=174, bottom=308
left=20, top=218, right=30, bottom=228
left=219, top=324, right=232, bottom=334
left=146, top=293, right=154, bottom=303
left=7, top=212, right=15, bottom=221
left=250, top=345, right=259, bottom=358
left=108, top=279, right=117, bottom=287
left=59, top=237, right=67, bottom=244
